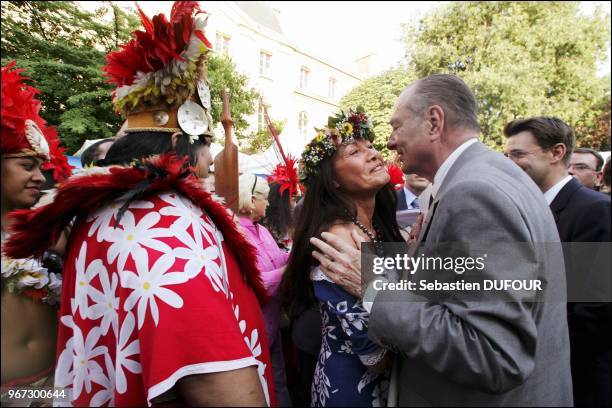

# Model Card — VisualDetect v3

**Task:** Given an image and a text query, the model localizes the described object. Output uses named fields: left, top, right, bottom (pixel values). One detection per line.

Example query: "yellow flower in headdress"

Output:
left=315, top=131, right=325, bottom=143
left=342, top=122, right=353, bottom=135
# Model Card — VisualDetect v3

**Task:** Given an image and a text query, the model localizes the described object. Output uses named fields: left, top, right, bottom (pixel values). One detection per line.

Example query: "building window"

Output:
left=298, top=111, right=308, bottom=137
left=328, top=77, right=336, bottom=99
left=300, top=66, right=310, bottom=89
left=259, top=51, right=271, bottom=77
left=215, top=32, right=230, bottom=54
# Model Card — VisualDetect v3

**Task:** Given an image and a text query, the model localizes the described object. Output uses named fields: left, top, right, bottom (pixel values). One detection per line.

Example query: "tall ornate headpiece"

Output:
left=1, top=61, right=73, bottom=182
left=103, top=1, right=214, bottom=139
left=299, top=106, right=375, bottom=186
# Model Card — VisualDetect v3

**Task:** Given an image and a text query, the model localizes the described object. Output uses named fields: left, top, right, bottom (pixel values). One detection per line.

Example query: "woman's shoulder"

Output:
left=326, top=222, right=368, bottom=242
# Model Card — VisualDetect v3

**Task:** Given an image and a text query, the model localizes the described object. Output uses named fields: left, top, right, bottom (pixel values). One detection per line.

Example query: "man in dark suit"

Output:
left=395, top=172, right=429, bottom=210
left=505, top=117, right=612, bottom=407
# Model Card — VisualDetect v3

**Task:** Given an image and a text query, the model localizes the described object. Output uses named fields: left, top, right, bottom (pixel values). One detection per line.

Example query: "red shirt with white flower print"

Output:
left=54, top=190, right=275, bottom=406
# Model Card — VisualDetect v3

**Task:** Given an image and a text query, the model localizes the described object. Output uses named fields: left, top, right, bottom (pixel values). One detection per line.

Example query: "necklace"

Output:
left=347, top=211, right=384, bottom=256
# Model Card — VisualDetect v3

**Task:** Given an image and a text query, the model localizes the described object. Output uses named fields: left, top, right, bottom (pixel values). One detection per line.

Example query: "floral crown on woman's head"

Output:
left=299, top=106, right=375, bottom=186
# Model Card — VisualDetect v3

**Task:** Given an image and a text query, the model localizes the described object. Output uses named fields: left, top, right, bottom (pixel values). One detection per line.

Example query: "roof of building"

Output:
left=234, top=1, right=283, bottom=34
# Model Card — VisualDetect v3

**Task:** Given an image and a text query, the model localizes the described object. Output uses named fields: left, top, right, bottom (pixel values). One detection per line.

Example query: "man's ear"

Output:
left=170, top=132, right=181, bottom=149
left=427, top=105, right=444, bottom=141
left=550, top=143, right=568, bottom=165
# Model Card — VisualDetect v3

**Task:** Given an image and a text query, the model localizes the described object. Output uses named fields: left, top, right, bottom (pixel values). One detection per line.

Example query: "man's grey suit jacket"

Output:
left=369, top=141, right=573, bottom=406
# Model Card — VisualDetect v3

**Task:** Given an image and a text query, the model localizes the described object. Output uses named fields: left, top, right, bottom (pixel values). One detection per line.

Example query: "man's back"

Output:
left=551, top=177, right=611, bottom=242
left=55, top=189, right=275, bottom=406
left=550, top=177, right=611, bottom=407
left=370, top=142, right=573, bottom=406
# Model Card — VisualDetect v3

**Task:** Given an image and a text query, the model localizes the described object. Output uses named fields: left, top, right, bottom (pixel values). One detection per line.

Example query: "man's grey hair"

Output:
left=405, top=74, right=480, bottom=132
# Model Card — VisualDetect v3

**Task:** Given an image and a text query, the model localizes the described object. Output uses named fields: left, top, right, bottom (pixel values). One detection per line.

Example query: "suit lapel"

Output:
left=396, top=188, right=408, bottom=210
left=411, top=142, right=488, bottom=252
left=550, top=178, right=581, bottom=223
left=408, top=197, right=439, bottom=259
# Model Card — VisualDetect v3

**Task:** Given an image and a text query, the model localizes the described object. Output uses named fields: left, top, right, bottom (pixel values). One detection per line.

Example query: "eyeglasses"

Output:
left=568, top=163, right=598, bottom=172
left=504, top=148, right=545, bottom=160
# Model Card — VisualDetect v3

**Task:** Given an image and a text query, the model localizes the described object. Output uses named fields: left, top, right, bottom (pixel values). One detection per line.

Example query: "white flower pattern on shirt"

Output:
left=87, top=199, right=154, bottom=242
left=105, top=210, right=173, bottom=271
left=115, top=311, right=141, bottom=393
left=86, top=265, right=119, bottom=336
left=122, top=251, right=188, bottom=329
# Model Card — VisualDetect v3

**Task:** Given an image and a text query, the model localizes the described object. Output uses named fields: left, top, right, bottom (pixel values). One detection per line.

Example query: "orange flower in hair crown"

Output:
left=103, top=1, right=215, bottom=139
left=1, top=61, right=73, bottom=182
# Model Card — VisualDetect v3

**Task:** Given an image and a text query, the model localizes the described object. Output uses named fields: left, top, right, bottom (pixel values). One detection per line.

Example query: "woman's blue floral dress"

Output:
left=310, top=267, right=390, bottom=407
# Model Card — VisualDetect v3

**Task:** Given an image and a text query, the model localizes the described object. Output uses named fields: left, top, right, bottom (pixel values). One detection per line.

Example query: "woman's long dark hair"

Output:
left=260, top=182, right=293, bottom=247
left=280, top=156, right=403, bottom=319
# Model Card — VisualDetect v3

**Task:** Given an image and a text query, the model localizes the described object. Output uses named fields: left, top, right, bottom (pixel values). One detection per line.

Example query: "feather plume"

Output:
left=2, top=61, right=73, bottom=181
left=386, top=163, right=405, bottom=190
left=41, top=127, right=74, bottom=183
left=1, top=61, right=44, bottom=154
left=103, top=1, right=211, bottom=87
left=268, top=156, right=303, bottom=198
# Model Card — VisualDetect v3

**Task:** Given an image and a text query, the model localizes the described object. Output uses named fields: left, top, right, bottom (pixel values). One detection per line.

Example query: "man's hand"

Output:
left=311, top=230, right=364, bottom=298
left=408, top=212, right=425, bottom=246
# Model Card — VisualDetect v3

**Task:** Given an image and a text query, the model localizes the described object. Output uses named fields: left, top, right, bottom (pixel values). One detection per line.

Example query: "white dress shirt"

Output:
left=431, top=138, right=478, bottom=200
left=543, top=175, right=573, bottom=205
left=403, top=187, right=419, bottom=209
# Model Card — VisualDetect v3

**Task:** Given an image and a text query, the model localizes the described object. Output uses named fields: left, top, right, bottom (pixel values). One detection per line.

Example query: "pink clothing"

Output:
left=239, top=216, right=289, bottom=345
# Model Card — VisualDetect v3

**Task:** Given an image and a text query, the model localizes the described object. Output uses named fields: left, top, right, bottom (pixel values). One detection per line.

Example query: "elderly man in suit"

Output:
left=310, top=74, right=573, bottom=406
left=504, top=117, right=611, bottom=407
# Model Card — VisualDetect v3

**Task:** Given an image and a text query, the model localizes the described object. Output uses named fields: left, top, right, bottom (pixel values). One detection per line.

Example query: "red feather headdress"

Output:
left=1, top=61, right=73, bottom=182
left=103, top=1, right=213, bottom=120
left=268, top=156, right=303, bottom=198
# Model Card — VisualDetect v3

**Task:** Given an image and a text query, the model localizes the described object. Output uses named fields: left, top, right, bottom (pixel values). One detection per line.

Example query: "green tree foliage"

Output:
left=206, top=54, right=260, bottom=143
left=576, top=97, right=611, bottom=151
left=340, top=67, right=415, bottom=158
left=1, top=1, right=140, bottom=152
left=1, top=1, right=261, bottom=153
left=402, top=1, right=610, bottom=148
left=240, top=119, right=286, bottom=155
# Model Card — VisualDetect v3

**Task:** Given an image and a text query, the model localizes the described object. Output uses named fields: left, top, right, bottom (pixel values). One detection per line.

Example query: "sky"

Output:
left=80, top=1, right=610, bottom=77
left=271, top=1, right=450, bottom=75
left=273, top=1, right=611, bottom=76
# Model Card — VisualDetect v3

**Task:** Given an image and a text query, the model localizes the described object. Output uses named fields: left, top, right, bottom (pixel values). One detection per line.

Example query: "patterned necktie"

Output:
left=411, top=197, right=420, bottom=209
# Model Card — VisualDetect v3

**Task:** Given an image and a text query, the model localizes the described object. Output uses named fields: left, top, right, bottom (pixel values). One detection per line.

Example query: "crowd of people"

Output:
left=1, top=2, right=611, bottom=407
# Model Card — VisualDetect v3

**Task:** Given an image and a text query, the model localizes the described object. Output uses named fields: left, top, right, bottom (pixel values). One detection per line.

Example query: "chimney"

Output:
left=354, top=53, right=376, bottom=79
